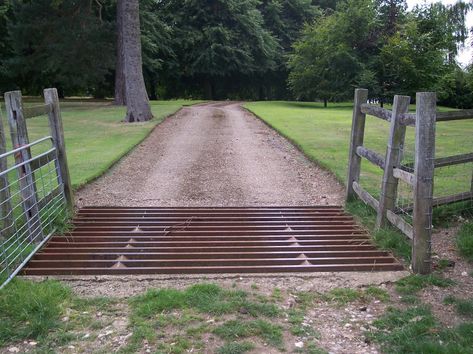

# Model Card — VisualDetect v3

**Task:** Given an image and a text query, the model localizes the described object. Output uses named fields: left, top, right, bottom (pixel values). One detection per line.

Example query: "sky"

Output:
left=406, top=0, right=473, bottom=66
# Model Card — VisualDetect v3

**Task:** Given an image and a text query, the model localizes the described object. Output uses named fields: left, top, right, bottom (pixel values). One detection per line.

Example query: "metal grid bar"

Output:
left=23, top=206, right=404, bottom=275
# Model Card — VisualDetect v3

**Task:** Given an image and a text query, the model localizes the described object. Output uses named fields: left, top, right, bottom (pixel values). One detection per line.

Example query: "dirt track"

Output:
left=76, top=102, right=344, bottom=207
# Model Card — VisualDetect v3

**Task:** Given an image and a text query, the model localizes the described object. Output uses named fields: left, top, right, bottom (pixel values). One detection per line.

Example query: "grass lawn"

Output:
left=244, top=101, right=473, bottom=201
left=1, top=99, right=202, bottom=189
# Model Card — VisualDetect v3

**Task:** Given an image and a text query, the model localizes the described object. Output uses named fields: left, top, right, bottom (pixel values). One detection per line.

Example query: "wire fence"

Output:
left=395, top=118, right=473, bottom=225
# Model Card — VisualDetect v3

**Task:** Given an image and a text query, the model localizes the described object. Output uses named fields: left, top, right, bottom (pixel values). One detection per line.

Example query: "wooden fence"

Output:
left=0, top=88, right=73, bottom=288
left=347, top=89, right=473, bottom=274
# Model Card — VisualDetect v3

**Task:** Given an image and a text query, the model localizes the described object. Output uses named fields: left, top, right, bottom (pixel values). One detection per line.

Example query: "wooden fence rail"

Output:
left=347, top=89, right=473, bottom=274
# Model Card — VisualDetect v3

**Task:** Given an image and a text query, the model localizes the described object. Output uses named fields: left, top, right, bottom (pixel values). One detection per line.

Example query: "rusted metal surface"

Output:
left=23, top=206, right=403, bottom=275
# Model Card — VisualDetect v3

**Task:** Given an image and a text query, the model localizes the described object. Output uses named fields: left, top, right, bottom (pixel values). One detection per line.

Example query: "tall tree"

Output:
left=117, top=0, right=153, bottom=122
left=288, top=0, right=374, bottom=105
left=114, top=0, right=126, bottom=105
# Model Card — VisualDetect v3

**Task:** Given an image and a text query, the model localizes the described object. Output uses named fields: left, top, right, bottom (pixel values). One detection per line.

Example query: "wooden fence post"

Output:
left=412, top=92, right=436, bottom=274
left=4, top=91, right=43, bottom=241
left=346, top=88, right=369, bottom=201
left=44, top=88, right=74, bottom=212
left=376, top=95, right=410, bottom=228
left=0, top=106, right=14, bottom=240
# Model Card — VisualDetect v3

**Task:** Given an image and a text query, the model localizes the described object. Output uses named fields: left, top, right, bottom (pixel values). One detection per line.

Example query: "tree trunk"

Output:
left=323, top=98, right=327, bottom=108
left=119, top=0, right=153, bottom=122
left=114, top=0, right=126, bottom=106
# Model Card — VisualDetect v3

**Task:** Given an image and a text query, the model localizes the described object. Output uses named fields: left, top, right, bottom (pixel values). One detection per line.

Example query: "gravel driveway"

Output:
left=76, top=102, right=344, bottom=207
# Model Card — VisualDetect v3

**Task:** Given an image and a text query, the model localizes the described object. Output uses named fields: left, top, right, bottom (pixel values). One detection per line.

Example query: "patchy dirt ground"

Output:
left=24, top=272, right=408, bottom=299
left=415, top=224, right=473, bottom=327
left=76, top=102, right=343, bottom=207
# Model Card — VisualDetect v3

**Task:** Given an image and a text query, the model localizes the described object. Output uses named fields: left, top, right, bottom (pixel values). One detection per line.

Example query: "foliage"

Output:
left=4, top=0, right=115, bottom=97
left=1, top=0, right=471, bottom=104
left=288, top=0, right=472, bottom=105
left=0, top=0, right=324, bottom=100
left=156, top=0, right=282, bottom=99
left=288, top=0, right=374, bottom=104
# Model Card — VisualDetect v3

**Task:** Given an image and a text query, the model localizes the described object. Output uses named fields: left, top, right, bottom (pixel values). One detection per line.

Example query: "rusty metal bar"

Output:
left=23, top=206, right=403, bottom=275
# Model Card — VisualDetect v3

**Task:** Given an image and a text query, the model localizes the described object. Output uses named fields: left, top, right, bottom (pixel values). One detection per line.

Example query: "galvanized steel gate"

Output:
left=0, top=89, right=73, bottom=288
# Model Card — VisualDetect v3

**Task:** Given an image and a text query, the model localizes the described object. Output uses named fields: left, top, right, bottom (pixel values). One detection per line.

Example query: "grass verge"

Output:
left=1, top=99, right=203, bottom=189
left=0, top=279, right=116, bottom=351
left=123, top=283, right=280, bottom=353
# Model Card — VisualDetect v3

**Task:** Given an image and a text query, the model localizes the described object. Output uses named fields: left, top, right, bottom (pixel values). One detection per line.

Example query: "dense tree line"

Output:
left=0, top=0, right=472, bottom=106
left=0, top=0, right=331, bottom=100
left=288, top=0, right=473, bottom=107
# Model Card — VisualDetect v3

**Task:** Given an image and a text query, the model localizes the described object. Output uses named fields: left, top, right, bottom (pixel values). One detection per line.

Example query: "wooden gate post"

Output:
left=4, top=91, right=43, bottom=241
left=412, top=92, right=436, bottom=274
left=0, top=106, right=14, bottom=240
left=44, top=88, right=74, bottom=212
left=346, top=88, right=369, bottom=201
left=376, top=95, right=410, bottom=228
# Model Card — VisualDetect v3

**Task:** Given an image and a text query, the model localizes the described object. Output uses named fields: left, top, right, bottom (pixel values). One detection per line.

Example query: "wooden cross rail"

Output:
left=403, top=152, right=473, bottom=170
left=23, top=103, right=53, bottom=119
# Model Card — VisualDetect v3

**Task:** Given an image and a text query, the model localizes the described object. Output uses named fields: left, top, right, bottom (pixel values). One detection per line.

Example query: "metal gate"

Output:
left=0, top=89, right=73, bottom=288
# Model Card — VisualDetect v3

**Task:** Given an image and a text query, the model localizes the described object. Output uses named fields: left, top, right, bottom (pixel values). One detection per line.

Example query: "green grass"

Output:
left=444, top=295, right=473, bottom=318
left=244, top=101, right=472, bottom=201
left=369, top=305, right=473, bottom=353
left=320, top=286, right=390, bottom=305
left=456, top=221, right=473, bottom=261
left=124, top=283, right=280, bottom=353
left=0, top=278, right=117, bottom=350
left=288, top=308, right=320, bottom=338
left=0, top=279, right=72, bottom=346
left=1, top=99, right=202, bottom=189
left=130, top=283, right=279, bottom=318
left=395, top=274, right=455, bottom=295
left=213, top=319, right=283, bottom=348
left=217, top=341, right=255, bottom=354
